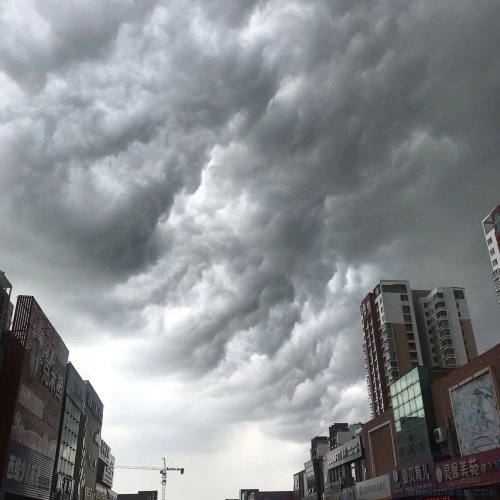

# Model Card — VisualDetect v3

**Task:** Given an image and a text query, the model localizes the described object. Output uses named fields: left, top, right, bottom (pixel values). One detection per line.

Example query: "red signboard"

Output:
left=435, top=448, right=500, bottom=489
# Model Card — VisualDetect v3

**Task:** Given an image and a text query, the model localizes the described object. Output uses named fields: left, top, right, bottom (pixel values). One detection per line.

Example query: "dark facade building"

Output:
left=0, top=272, right=13, bottom=332
left=95, top=438, right=114, bottom=500
left=389, top=366, right=451, bottom=466
left=293, top=470, right=307, bottom=500
left=80, top=382, right=103, bottom=500
left=117, top=492, right=157, bottom=500
left=0, top=296, right=69, bottom=500
left=323, top=428, right=366, bottom=500
left=53, top=363, right=87, bottom=500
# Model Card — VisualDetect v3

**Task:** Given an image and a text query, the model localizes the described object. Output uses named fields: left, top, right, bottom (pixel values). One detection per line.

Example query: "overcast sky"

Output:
left=1, top=0, right=500, bottom=498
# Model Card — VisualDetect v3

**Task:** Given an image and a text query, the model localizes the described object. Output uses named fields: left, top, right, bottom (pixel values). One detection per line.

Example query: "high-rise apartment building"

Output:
left=360, top=280, right=478, bottom=417
left=0, top=271, right=14, bottom=331
left=482, top=205, right=500, bottom=307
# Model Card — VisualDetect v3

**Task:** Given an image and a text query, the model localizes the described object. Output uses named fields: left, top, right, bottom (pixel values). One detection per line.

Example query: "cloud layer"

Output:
left=2, top=0, right=500, bottom=498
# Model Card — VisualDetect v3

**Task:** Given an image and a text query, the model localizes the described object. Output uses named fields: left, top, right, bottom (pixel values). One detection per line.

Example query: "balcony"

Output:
left=443, top=357, right=457, bottom=367
left=437, top=328, right=452, bottom=341
left=385, top=350, right=397, bottom=362
left=439, top=337, right=454, bottom=349
left=382, top=323, right=393, bottom=333
left=382, top=340, right=395, bottom=351
left=442, top=347, right=456, bottom=360
left=437, top=319, right=450, bottom=331
left=492, top=269, right=499, bottom=280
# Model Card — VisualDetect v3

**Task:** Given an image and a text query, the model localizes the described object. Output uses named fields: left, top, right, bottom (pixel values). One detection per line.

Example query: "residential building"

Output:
left=482, top=205, right=500, bottom=307
left=361, top=280, right=478, bottom=417
left=0, top=271, right=14, bottom=332
left=328, top=424, right=362, bottom=451
left=414, top=287, right=478, bottom=368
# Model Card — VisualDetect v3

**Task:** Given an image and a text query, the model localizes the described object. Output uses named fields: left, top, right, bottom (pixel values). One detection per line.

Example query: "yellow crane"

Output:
left=114, top=458, right=184, bottom=500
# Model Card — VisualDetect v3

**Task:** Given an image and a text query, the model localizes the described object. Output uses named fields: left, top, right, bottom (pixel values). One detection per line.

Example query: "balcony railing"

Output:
left=437, top=328, right=452, bottom=341
left=437, top=320, right=450, bottom=331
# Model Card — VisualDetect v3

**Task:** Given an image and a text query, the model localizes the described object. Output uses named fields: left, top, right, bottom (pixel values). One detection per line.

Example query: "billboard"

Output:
left=355, top=475, right=391, bottom=500
left=1, top=296, right=69, bottom=500
left=435, top=448, right=500, bottom=489
left=325, top=437, right=362, bottom=470
left=389, top=456, right=438, bottom=498
left=450, top=370, right=500, bottom=456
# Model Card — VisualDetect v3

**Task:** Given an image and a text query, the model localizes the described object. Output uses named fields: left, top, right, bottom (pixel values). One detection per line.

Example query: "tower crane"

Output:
left=115, top=458, right=184, bottom=500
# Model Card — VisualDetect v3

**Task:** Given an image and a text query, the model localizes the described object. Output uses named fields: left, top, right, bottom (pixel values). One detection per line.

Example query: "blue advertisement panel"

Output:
left=2, top=439, right=54, bottom=500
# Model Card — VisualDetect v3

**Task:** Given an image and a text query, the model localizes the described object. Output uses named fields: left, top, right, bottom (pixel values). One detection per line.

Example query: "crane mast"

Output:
left=114, top=458, right=184, bottom=500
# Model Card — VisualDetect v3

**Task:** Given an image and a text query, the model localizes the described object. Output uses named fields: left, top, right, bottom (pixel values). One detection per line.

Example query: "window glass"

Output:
left=396, top=421, right=401, bottom=432
left=408, top=384, right=415, bottom=399
left=394, top=408, right=400, bottom=420
left=414, top=383, right=421, bottom=397
left=402, top=389, right=409, bottom=404
left=404, top=402, right=411, bottom=415
left=415, top=395, right=423, bottom=410
left=410, top=399, right=417, bottom=413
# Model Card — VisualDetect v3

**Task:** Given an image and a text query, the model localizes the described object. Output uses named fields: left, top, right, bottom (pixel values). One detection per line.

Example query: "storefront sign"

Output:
left=67, top=364, right=86, bottom=412
left=390, top=457, right=437, bottom=498
left=356, top=475, right=391, bottom=500
left=326, top=437, right=362, bottom=469
left=436, top=449, right=500, bottom=489
left=2, top=439, right=54, bottom=500
left=86, top=391, right=103, bottom=423
left=40, top=358, right=64, bottom=401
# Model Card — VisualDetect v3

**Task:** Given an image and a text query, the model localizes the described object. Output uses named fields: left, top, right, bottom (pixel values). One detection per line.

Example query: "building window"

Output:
left=429, top=337, right=434, bottom=343
left=431, top=348, right=436, bottom=352
left=453, top=290, right=465, bottom=300
left=425, top=312, right=429, bottom=317
left=493, top=259, right=498, bottom=266
left=402, top=305, right=411, bottom=314
left=490, top=248, right=496, bottom=256
left=456, top=303, right=459, bottom=308
left=458, top=312, right=461, bottom=317
left=404, top=315, right=412, bottom=323
left=405, top=324, right=414, bottom=332
left=488, top=237, right=493, bottom=245
left=401, top=294, right=409, bottom=301
left=427, top=320, right=431, bottom=326
left=433, top=356, right=437, bottom=362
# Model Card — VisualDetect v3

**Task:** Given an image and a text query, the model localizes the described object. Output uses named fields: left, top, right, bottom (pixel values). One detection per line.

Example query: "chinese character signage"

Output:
left=389, top=457, right=438, bottom=498
left=435, top=449, right=500, bottom=489
left=85, top=382, right=104, bottom=424
left=326, top=437, right=363, bottom=469
left=356, top=475, right=391, bottom=500
left=2, top=439, right=54, bottom=500
left=67, top=363, right=86, bottom=412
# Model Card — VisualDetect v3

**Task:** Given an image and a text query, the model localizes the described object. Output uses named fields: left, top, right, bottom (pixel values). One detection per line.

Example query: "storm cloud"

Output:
left=1, top=0, right=500, bottom=498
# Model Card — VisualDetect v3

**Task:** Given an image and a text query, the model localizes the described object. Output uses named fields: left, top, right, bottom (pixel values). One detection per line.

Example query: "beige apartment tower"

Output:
left=482, top=205, right=500, bottom=307
left=360, top=280, right=478, bottom=417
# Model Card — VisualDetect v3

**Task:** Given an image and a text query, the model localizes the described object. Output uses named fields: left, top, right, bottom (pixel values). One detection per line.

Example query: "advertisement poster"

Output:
left=451, top=371, right=500, bottom=456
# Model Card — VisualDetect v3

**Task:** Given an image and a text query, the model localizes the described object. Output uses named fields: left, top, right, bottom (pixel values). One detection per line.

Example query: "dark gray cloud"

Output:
left=1, top=0, right=500, bottom=490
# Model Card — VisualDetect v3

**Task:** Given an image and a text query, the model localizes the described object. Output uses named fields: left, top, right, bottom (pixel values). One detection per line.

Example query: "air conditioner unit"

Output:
left=434, top=427, right=448, bottom=443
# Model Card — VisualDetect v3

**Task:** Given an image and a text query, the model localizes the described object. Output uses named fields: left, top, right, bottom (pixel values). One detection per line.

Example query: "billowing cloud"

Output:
left=1, top=0, right=500, bottom=499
